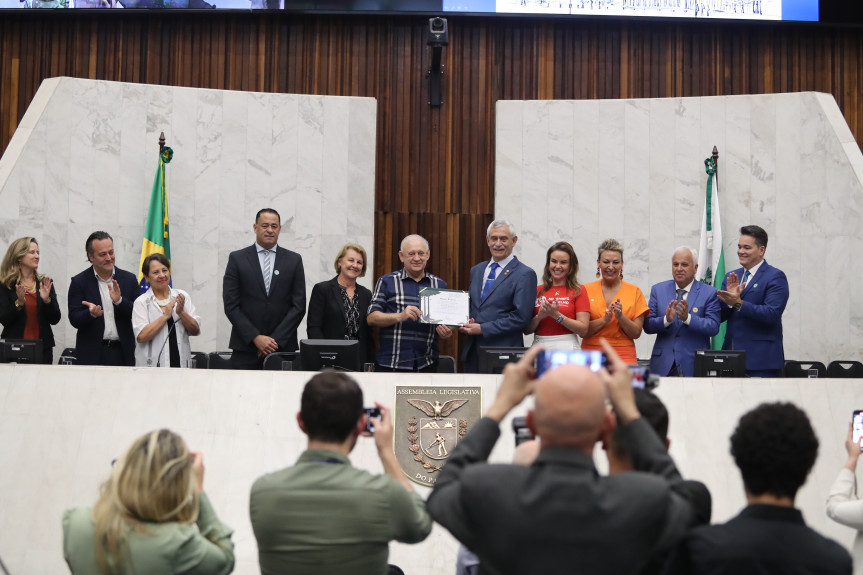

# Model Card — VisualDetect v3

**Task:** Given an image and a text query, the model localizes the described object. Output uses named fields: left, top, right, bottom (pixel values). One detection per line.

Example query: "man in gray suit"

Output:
left=427, top=341, right=710, bottom=575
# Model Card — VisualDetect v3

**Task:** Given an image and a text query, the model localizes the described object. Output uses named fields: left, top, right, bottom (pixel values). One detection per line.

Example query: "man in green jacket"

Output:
left=249, top=371, right=432, bottom=575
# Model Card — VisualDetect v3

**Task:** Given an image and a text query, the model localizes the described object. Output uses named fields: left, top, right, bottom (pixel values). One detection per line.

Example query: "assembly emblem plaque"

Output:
left=394, top=385, right=482, bottom=487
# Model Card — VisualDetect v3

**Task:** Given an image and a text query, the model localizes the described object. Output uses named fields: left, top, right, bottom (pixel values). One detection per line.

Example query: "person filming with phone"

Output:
left=427, top=341, right=710, bottom=575
left=826, top=412, right=863, bottom=574
left=249, top=372, right=431, bottom=575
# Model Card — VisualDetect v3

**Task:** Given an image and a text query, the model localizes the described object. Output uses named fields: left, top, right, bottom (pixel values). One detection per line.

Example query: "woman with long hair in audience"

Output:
left=826, top=418, right=863, bottom=574
left=132, top=253, right=200, bottom=368
left=580, top=238, right=648, bottom=364
left=0, top=236, right=61, bottom=364
left=524, top=241, right=589, bottom=349
left=63, top=429, right=234, bottom=574
left=306, top=243, right=375, bottom=363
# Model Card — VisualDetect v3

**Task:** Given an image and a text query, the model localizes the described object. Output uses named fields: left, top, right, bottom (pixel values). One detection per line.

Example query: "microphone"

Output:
left=155, top=317, right=178, bottom=368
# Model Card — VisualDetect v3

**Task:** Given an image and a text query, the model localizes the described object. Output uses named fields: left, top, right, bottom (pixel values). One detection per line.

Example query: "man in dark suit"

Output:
left=717, top=225, right=789, bottom=377
left=223, top=208, right=306, bottom=370
left=67, top=231, right=138, bottom=366
left=644, top=246, right=721, bottom=377
left=663, top=402, right=852, bottom=575
left=427, top=341, right=710, bottom=575
left=459, top=219, right=537, bottom=373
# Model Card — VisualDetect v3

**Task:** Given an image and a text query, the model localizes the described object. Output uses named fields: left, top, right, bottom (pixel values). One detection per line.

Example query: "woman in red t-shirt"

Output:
left=524, top=241, right=590, bottom=350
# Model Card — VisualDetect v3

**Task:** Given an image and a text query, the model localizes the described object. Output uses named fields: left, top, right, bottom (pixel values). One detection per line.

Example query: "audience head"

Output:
left=254, top=208, right=282, bottom=250
left=730, top=402, right=818, bottom=502
left=298, top=372, right=364, bottom=446
left=334, top=243, right=367, bottom=278
left=0, top=236, right=41, bottom=287
left=737, top=225, right=768, bottom=269
left=606, top=389, right=670, bottom=472
left=527, top=364, right=613, bottom=452
left=671, top=246, right=698, bottom=289
left=486, top=219, right=518, bottom=262
left=93, top=429, right=198, bottom=570
left=541, top=241, right=579, bottom=292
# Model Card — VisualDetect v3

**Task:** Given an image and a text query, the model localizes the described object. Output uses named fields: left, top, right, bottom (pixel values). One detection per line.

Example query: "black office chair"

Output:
left=437, top=355, right=456, bottom=373
left=58, top=347, right=77, bottom=365
left=189, top=351, right=209, bottom=369
left=207, top=351, right=233, bottom=370
left=827, top=360, right=863, bottom=378
left=263, top=351, right=301, bottom=371
left=783, top=360, right=828, bottom=378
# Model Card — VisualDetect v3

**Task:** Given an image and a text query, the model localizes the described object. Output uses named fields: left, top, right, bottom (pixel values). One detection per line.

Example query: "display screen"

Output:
left=0, top=0, right=820, bottom=19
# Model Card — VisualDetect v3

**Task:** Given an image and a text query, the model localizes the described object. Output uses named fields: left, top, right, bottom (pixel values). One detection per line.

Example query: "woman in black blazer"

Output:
left=307, top=243, right=375, bottom=363
left=0, top=237, right=62, bottom=364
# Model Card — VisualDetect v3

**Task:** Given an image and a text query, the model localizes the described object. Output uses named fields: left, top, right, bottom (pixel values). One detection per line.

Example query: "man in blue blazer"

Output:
left=223, top=208, right=306, bottom=370
left=67, top=231, right=139, bottom=366
left=644, top=246, right=721, bottom=377
left=459, top=220, right=537, bottom=373
left=717, top=225, right=789, bottom=377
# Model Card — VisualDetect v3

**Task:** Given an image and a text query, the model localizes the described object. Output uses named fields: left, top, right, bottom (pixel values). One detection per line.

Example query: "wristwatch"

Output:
left=555, top=315, right=564, bottom=324
left=733, top=302, right=742, bottom=311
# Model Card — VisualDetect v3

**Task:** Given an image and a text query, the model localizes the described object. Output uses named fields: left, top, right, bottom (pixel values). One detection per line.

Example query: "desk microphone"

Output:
left=155, top=319, right=178, bottom=368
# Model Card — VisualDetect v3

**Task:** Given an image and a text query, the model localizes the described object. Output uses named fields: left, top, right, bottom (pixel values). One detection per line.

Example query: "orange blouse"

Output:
left=581, top=280, right=648, bottom=364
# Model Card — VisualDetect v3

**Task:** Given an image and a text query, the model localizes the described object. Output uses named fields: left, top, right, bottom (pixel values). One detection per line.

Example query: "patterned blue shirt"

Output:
left=367, top=269, right=447, bottom=370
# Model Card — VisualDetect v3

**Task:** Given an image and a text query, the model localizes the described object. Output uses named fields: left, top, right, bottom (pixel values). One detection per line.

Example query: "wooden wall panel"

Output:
left=2, top=13, right=863, bottom=362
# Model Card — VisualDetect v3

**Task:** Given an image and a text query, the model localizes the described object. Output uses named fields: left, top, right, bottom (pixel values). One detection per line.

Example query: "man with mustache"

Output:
left=460, top=219, right=537, bottom=373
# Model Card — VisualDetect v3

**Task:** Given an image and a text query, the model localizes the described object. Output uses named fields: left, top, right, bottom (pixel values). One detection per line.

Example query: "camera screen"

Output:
left=853, top=410, right=863, bottom=449
left=535, top=350, right=606, bottom=378
left=630, top=365, right=649, bottom=389
left=364, top=407, right=381, bottom=433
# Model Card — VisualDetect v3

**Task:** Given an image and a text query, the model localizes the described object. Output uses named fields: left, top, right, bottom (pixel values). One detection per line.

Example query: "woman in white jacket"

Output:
left=826, top=418, right=863, bottom=574
left=133, top=253, right=201, bottom=367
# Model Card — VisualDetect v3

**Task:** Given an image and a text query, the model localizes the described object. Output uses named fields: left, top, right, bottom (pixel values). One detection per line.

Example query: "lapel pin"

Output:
left=504, top=270, right=510, bottom=275
left=692, top=307, right=699, bottom=313
left=274, top=270, right=280, bottom=276
left=753, top=283, right=757, bottom=288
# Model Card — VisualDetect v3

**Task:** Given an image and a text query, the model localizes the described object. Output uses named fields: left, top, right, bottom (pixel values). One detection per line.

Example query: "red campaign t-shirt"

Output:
left=534, top=285, right=589, bottom=336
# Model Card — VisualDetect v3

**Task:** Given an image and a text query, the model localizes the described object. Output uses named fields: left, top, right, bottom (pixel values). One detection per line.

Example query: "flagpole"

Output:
left=159, top=131, right=165, bottom=154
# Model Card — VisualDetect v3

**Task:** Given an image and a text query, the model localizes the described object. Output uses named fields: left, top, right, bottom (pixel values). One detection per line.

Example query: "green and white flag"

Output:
left=697, top=154, right=726, bottom=350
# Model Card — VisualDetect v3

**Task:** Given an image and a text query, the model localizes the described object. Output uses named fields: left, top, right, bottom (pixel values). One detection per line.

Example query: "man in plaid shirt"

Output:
left=367, top=234, right=453, bottom=372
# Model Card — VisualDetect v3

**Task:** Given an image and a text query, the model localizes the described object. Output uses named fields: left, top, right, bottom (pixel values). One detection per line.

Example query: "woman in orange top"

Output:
left=581, top=238, right=648, bottom=364
left=0, top=237, right=61, bottom=364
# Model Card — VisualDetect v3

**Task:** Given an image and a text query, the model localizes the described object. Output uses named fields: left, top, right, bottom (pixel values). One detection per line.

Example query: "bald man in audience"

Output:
left=427, top=342, right=710, bottom=575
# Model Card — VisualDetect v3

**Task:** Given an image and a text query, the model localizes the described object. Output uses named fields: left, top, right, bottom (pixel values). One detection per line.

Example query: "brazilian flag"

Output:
left=138, top=147, right=173, bottom=293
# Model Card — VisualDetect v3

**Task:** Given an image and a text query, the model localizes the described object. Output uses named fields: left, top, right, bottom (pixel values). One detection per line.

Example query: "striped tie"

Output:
left=263, top=250, right=271, bottom=295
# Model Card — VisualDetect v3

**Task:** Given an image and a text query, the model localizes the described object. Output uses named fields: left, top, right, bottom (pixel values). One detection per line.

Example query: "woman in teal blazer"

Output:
left=63, top=429, right=234, bottom=574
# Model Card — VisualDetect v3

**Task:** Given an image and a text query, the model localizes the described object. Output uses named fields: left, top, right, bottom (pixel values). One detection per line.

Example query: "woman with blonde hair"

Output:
left=0, top=237, right=61, bottom=363
left=581, top=238, right=648, bottom=364
left=63, top=429, right=234, bottom=574
left=306, top=243, right=375, bottom=363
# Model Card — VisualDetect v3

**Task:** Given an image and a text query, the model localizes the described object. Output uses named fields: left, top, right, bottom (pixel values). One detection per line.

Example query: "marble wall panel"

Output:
left=0, top=77, right=377, bottom=354
left=496, top=92, right=863, bottom=363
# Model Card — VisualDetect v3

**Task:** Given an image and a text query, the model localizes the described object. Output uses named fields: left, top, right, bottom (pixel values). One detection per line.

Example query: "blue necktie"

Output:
left=676, top=288, right=686, bottom=302
left=481, top=262, right=499, bottom=301
left=741, top=270, right=751, bottom=287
